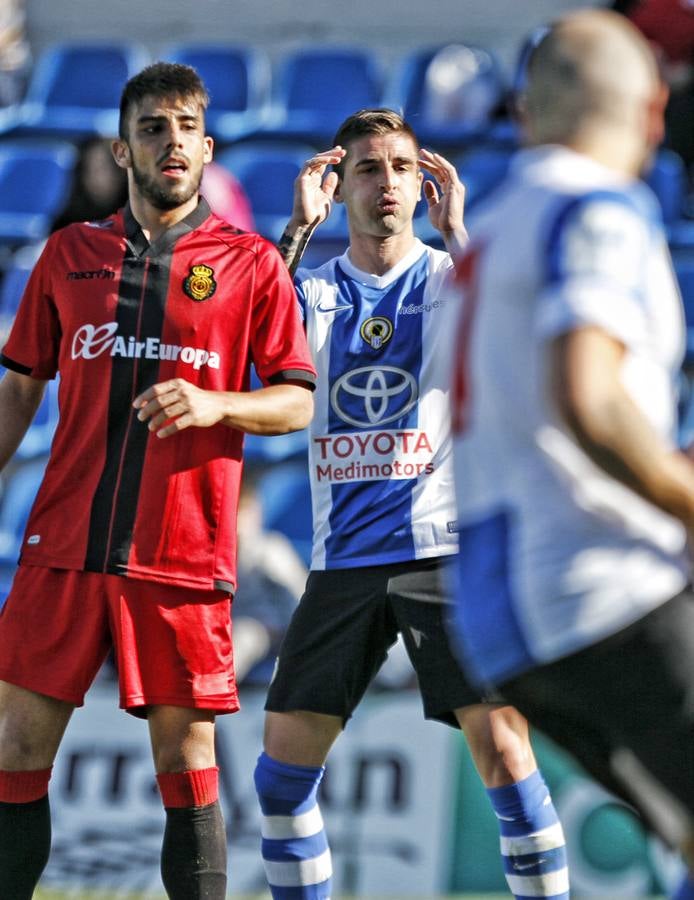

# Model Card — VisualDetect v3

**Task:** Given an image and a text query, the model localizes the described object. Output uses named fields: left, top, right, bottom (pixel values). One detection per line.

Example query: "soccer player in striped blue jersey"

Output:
left=449, top=10, right=694, bottom=900
left=253, top=109, right=570, bottom=900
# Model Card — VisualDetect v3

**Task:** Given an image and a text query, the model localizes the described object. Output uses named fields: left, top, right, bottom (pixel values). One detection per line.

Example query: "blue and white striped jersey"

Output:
left=449, top=145, right=689, bottom=687
left=296, top=239, right=460, bottom=570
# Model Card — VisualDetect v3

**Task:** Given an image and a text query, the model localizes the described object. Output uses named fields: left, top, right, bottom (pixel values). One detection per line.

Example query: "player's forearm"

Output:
left=0, top=370, right=46, bottom=471
left=567, top=392, right=694, bottom=522
left=220, top=383, right=314, bottom=435
left=276, top=220, right=317, bottom=277
left=552, top=327, right=694, bottom=524
left=440, top=224, right=469, bottom=261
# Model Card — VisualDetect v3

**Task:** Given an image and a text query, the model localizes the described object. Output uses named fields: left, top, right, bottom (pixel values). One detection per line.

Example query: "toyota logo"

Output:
left=330, top=366, right=418, bottom=427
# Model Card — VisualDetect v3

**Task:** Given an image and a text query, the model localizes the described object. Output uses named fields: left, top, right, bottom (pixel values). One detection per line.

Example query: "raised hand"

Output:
left=278, top=146, right=347, bottom=274
left=419, top=148, right=468, bottom=258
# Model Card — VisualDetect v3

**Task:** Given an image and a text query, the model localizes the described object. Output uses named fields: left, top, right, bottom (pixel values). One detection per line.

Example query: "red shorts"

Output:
left=0, top=566, right=239, bottom=717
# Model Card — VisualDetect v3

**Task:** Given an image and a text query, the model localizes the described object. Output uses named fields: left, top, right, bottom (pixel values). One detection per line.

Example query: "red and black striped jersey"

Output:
left=1, top=199, right=316, bottom=592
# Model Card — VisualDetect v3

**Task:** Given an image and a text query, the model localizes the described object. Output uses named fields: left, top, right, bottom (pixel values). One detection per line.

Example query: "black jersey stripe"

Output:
left=84, top=250, right=173, bottom=574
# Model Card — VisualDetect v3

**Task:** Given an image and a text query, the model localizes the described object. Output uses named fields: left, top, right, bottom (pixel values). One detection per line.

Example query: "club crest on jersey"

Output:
left=360, top=316, right=393, bottom=350
left=183, top=264, right=216, bottom=301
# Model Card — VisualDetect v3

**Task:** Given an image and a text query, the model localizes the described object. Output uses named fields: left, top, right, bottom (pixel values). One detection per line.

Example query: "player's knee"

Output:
left=458, top=704, right=537, bottom=786
left=0, top=730, right=54, bottom=771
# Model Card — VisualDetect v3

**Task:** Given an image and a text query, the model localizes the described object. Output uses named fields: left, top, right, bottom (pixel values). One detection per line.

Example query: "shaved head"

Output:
left=523, top=9, right=664, bottom=166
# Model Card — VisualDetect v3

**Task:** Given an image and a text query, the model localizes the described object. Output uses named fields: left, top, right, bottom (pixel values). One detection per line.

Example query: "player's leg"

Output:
left=455, top=703, right=569, bottom=900
left=500, top=587, right=694, bottom=900
left=389, top=557, right=569, bottom=900
left=109, top=577, right=238, bottom=900
left=257, top=567, right=396, bottom=899
left=148, top=705, right=226, bottom=900
left=0, top=681, right=73, bottom=900
left=0, top=567, right=112, bottom=899
left=257, top=710, right=342, bottom=900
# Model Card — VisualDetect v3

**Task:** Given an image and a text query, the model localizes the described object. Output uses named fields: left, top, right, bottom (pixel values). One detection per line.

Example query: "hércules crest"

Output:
left=360, top=316, right=393, bottom=349
left=183, top=264, right=217, bottom=301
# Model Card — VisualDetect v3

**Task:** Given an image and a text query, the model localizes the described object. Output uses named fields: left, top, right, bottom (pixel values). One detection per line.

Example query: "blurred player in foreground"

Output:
left=0, top=62, right=315, bottom=899
left=449, top=9, right=694, bottom=899
left=252, top=109, right=570, bottom=900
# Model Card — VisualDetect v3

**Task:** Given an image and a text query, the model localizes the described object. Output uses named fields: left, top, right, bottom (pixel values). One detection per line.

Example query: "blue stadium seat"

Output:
left=644, top=148, right=687, bottom=225
left=674, top=252, right=694, bottom=363
left=384, top=44, right=507, bottom=151
left=162, top=43, right=272, bottom=142
left=455, top=145, right=513, bottom=209
left=217, top=142, right=325, bottom=242
left=0, top=140, right=76, bottom=245
left=258, top=47, right=382, bottom=145
left=0, top=457, right=48, bottom=565
left=11, top=41, right=149, bottom=138
left=0, top=257, right=31, bottom=321
left=257, top=463, right=313, bottom=566
left=15, top=377, right=60, bottom=460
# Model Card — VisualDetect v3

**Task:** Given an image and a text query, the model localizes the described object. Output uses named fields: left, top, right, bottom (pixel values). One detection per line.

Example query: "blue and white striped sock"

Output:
left=254, top=752, right=332, bottom=899
left=486, top=769, right=569, bottom=899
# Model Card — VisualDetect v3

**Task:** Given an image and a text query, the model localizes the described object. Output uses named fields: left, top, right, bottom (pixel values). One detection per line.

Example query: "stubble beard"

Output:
left=131, top=160, right=203, bottom=211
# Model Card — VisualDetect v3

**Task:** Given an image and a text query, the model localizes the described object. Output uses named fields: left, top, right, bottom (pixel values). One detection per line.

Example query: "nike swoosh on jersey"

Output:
left=316, top=302, right=353, bottom=314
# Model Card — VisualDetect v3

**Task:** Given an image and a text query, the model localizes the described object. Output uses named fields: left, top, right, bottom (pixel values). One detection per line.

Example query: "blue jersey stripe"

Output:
left=450, top=509, right=535, bottom=685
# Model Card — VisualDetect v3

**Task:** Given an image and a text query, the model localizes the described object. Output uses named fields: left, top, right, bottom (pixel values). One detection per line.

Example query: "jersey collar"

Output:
left=337, top=239, right=427, bottom=289
left=123, top=196, right=212, bottom=258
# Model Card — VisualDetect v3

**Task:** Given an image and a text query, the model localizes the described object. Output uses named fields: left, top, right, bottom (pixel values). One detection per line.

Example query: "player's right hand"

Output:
left=291, top=146, right=346, bottom=229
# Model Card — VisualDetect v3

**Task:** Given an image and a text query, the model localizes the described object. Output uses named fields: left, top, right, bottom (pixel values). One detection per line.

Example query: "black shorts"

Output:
left=265, top=557, right=481, bottom=727
left=500, top=586, right=694, bottom=849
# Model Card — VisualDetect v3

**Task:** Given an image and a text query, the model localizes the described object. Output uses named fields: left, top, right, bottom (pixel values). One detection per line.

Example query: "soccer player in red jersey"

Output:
left=0, top=62, right=316, bottom=899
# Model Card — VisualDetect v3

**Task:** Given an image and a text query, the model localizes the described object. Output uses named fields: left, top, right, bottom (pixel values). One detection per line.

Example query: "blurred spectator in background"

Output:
left=0, top=0, right=30, bottom=107
left=613, top=0, right=694, bottom=180
left=232, top=472, right=305, bottom=684
left=422, top=43, right=504, bottom=129
left=201, top=160, right=255, bottom=232
left=52, top=139, right=255, bottom=234
left=51, top=136, right=128, bottom=231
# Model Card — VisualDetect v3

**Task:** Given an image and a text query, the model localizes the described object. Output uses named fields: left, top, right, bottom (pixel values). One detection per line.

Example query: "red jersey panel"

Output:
left=1, top=200, right=316, bottom=591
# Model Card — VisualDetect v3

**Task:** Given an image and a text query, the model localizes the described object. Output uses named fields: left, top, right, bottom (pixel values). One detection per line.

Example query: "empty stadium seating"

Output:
left=257, top=46, right=382, bottom=145
left=10, top=41, right=149, bottom=138
left=162, top=43, right=272, bottom=142
left=0, top=140, right=76, bottom=245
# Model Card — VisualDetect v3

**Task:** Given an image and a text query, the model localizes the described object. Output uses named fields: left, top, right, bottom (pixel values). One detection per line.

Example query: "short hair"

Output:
left=118, top=61, right=209, bottom=139
left=332, top=108, right=419, bottom=178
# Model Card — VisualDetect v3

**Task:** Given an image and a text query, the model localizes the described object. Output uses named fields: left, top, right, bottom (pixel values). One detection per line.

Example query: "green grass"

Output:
left=33, top=894, right=669, bottom=900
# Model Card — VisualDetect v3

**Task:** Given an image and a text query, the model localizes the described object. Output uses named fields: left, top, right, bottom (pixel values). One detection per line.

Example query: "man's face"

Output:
left=116, top=93, right=213, bottom=211
left=336, top=132, right=423, bottom=239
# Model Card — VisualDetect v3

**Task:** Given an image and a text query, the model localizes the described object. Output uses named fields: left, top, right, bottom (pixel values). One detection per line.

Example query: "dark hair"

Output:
left=332, top=108, right=419, bottom=178
left=118, top=61, right=209, bottom=139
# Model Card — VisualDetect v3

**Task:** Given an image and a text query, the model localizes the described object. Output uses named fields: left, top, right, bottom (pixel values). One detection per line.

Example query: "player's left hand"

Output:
left=133, top=378, right=228, bottom=438
left=418, top=149, right=468, bottom=254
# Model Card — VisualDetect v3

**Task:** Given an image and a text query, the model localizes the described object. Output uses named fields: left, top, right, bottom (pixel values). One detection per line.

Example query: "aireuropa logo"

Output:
left=330, top=366, right=418, bottom=428
left=70, top=323, right=221, bottom=370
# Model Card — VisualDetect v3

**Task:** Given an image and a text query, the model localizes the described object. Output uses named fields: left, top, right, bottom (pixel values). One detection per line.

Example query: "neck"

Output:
left=128, top=192, right=200, bottom=243
left=559, top=121, right=646, bottom=179
left=347, top=228, right=418, bottom=276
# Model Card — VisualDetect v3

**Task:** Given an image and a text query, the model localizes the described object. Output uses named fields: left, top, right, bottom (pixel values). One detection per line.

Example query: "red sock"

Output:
left=0, top=768, right=52, bottom=803
left=157, top=767, right=219, bottom=808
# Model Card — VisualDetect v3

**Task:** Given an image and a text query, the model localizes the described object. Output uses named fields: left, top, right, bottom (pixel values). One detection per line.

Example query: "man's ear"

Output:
left=112, top=138, right=131, bottom=170
left=333, top=177, right=343, bottom=204
left=203, top=135, right=214, bottom=164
